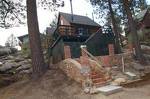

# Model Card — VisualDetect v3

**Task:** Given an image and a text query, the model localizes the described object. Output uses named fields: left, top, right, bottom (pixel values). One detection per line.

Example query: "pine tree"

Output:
left=90, top=0, right=121, bottom=53
left=122, top=0, right=144, bottom=63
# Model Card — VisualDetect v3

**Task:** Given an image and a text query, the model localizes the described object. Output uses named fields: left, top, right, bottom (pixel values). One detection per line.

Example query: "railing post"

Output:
left=108, top=44, right=114, bottom=56
left=64, top=45, right=71, bottom=59
left=81, top=45, right=88, bottom=57
left=80, top=45, right=89, bottom=66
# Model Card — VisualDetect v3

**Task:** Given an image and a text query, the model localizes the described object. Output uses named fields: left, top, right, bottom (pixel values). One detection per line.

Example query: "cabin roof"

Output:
left=18, top=34, right=28, bottom=42
left=18, top=33, right=45, bottom=43
left=59, top=12, right=100, bottom=27
left=46, top=27, right=56, bottom=35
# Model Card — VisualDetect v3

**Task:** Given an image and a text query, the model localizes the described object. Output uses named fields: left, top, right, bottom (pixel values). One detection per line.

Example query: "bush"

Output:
left=21, top=43, right=31, bottom=57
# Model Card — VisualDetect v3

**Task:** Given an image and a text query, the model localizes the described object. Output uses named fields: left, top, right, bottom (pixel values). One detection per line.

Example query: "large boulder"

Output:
left=0, top=47, right=18, bottom=56
left=19, top=68, right=32, bottom=74
left=141, top=45, right=150, bottom=50
left=0, top=62, right=3, bottom=66
left=17, top=60, right=30, bottom=66
left=7, top=55, right=15, bottom=60
left=0, top=62, right=18, bottom=72
left=111, top=78, right=126, bottom=85
left=16, top=64, right=31, bottom=72
left=0, top=47, right=11, bottom=56
left=141, top=45, right=150, bottom=54
left=14, top=57, right=25, bottom=62
left=131, top=62, right=144, bottom=71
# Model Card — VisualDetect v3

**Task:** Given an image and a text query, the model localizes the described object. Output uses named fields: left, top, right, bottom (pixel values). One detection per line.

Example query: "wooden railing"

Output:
left=80, top=46, right=107, bottom=73
left=58, top=25, right=76, bottom=36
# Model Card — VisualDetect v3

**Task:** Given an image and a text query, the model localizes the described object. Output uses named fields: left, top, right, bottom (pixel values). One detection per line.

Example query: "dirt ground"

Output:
left=0, top=68, right=150, bottom=99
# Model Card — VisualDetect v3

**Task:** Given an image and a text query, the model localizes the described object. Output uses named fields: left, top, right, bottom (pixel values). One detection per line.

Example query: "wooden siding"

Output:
left=64, top=42, right=82, bottom=58
left=59, top=15, right=70, bottom=25
left=86, top=32, right=115, bottom=56
left=142, top=12, right=150, bottom=28
left=56, top=15, right=101, bottom=38
left=51, top=39, right=64, bottom=64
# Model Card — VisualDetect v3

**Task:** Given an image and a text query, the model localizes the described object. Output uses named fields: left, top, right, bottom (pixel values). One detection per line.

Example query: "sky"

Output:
left=0, top=0, right=150, bottom=46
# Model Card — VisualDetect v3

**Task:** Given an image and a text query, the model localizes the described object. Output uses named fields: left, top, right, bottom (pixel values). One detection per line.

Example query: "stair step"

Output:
left=91, top=71, right=98, bottom=75
left=92, top=78, right=106, bottom=83
left=93, top=81, right=107, bottom=87
left=91, top=74, right=104, bottom=79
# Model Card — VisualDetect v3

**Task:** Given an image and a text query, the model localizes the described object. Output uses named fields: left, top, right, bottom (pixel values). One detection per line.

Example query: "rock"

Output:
left=17, top=60, right=30, bottom=66
left=89, top=86, right=99, bottom=94
left=0, top=62, right=3, bottom=66
left=0, top=47, right=11, bottom=56
left=111, top=78, right=126, bottom=85
left=141, top=45, right=150, bottom=50
left=144, top=54, right=150, bottom=60
left=125, top=72, right=137, bottom=80
left=19, top=68, right=32, bottom=74
left=15, top=57, right=24, bottom=62
left=23, top=55, right=30, bottom=59
left=7, top=55, right=14, bottom=60
left=131, top=62, right=144, bottom=71
left=96, top=85, right=123, bottom=95
left=4, top=59, right=15, bottom=63
left=0, top=62, right=18, bottom=72
left=16, top=64, right=31, bottom=71
left=27, top=59, right=32, bottom=63
left=83, top=87, right=90, bottom=94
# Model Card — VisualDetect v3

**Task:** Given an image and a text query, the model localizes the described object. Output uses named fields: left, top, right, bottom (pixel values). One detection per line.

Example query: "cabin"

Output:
left=18, top=33, right=48, bottom=49
left=49, top=12, right=116, bottom=64
left=125, top=7, right=150, bottom=45
left=18, top=34, right=29, bottom=44
left=18, top=34, right=46, bottom=44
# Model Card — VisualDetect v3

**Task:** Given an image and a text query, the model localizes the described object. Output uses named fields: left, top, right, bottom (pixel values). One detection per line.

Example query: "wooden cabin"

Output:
left=53, top=12, right=101, bottom=40
left=49, top=12, right=116, bottom=63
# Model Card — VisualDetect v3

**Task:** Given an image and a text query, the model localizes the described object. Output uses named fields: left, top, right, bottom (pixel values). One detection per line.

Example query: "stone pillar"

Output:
left=108, top=44, right=114, bottom=56
left=64, top=45, right=71, bottom=59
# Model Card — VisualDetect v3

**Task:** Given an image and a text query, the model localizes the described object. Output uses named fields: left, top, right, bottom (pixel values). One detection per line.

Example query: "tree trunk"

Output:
left=122, top=0, right=144, bottom=63
left=27, top=0, right=47, bottom=79
left=108, top=0, right=121, bottom=53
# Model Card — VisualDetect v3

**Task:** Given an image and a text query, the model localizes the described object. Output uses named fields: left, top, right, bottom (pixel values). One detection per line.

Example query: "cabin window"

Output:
left=78, top=28, right=84, bottom=35
left=78, top=28, right=89, bottom=35
left=61, top=20, right=63, bottom=25
left=85, top=28, right=89, bottom=34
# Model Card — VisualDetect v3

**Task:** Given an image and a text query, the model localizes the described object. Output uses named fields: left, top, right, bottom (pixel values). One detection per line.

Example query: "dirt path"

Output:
left=0, top=69, right=150, bottom=99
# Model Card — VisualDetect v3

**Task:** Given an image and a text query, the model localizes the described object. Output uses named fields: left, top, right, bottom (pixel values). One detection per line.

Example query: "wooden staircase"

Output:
left=90, top=70, right=108, bottom=87
left=80, top=46, right=111, bottom=87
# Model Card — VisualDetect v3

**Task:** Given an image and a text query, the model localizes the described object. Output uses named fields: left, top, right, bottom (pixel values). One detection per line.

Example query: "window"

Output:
left=78, top=28, right=84, bottom=35
left=61, top=20, right=63, bottom=25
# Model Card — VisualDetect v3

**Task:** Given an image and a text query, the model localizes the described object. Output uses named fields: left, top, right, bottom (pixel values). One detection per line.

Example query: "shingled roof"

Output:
left=46, top=27, right=56, bottom=35
left=59, top=12, right=100, bottom=27
left=18, top=34, right=28, bottom=42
